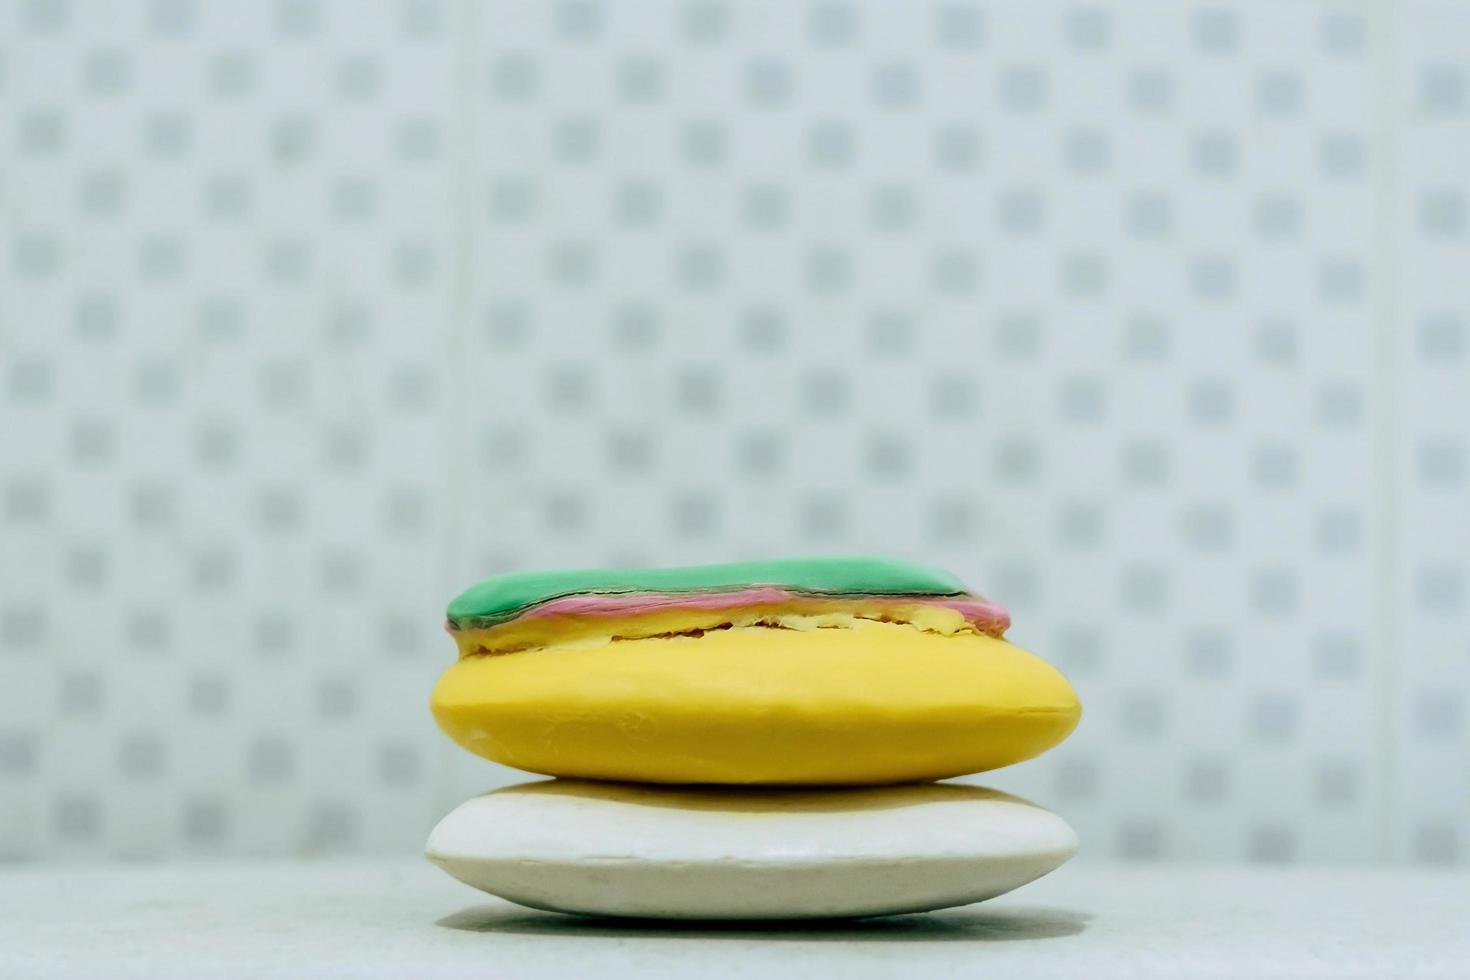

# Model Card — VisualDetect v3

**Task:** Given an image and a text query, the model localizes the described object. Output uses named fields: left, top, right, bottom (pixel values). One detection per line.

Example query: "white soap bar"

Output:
left=426, top=780, right=1077, bottom=920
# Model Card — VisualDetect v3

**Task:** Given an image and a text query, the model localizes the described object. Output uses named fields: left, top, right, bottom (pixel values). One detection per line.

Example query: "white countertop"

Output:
left=2, top=859, right=1464, bottom=978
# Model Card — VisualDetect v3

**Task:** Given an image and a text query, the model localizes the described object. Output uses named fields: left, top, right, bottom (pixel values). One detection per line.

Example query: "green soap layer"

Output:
left=447, top=556, right=966, bottom=627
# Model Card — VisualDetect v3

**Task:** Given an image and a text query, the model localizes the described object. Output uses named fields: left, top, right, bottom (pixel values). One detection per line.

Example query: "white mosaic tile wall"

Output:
left=0, top=0, right=1465, bottom=863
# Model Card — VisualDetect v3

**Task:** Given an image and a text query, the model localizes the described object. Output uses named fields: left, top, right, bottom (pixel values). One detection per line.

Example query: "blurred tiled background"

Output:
left=0, top=0, right=1465, bottom=863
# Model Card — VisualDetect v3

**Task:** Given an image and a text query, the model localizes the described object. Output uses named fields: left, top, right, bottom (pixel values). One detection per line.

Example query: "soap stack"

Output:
left=426, top=557, right=1081, bottom=919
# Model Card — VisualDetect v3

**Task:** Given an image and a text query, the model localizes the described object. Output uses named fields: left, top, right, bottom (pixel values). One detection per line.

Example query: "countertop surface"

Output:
left=2, top=859, right=1464, bottom=978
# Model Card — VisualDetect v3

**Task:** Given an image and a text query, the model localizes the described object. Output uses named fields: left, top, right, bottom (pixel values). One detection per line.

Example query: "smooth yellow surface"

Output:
left=432, top=621, right=1081, bottom=785
left=454, top=601, right=979, bottom=656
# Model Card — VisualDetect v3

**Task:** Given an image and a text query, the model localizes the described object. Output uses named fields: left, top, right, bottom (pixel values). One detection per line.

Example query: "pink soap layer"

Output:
left=513, top=586, right=1011, bottom=636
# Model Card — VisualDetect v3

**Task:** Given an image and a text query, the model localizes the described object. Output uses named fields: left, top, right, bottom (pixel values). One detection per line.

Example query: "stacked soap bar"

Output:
left=426, top=557, right=1082, bottom=919
left=446, top=557, right=1010, bottom=636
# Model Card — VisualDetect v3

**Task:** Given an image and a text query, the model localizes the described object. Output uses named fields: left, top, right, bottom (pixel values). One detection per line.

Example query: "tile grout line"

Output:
left=434, top=0, right=481, bottom=822
left=1366, top=0, right=1404, bottom=863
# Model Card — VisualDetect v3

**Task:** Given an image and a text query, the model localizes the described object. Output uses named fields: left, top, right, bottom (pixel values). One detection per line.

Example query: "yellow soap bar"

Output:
left=452, top=599, right=979, bottom=656
left=432, top=620, right=1080, bottom=785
